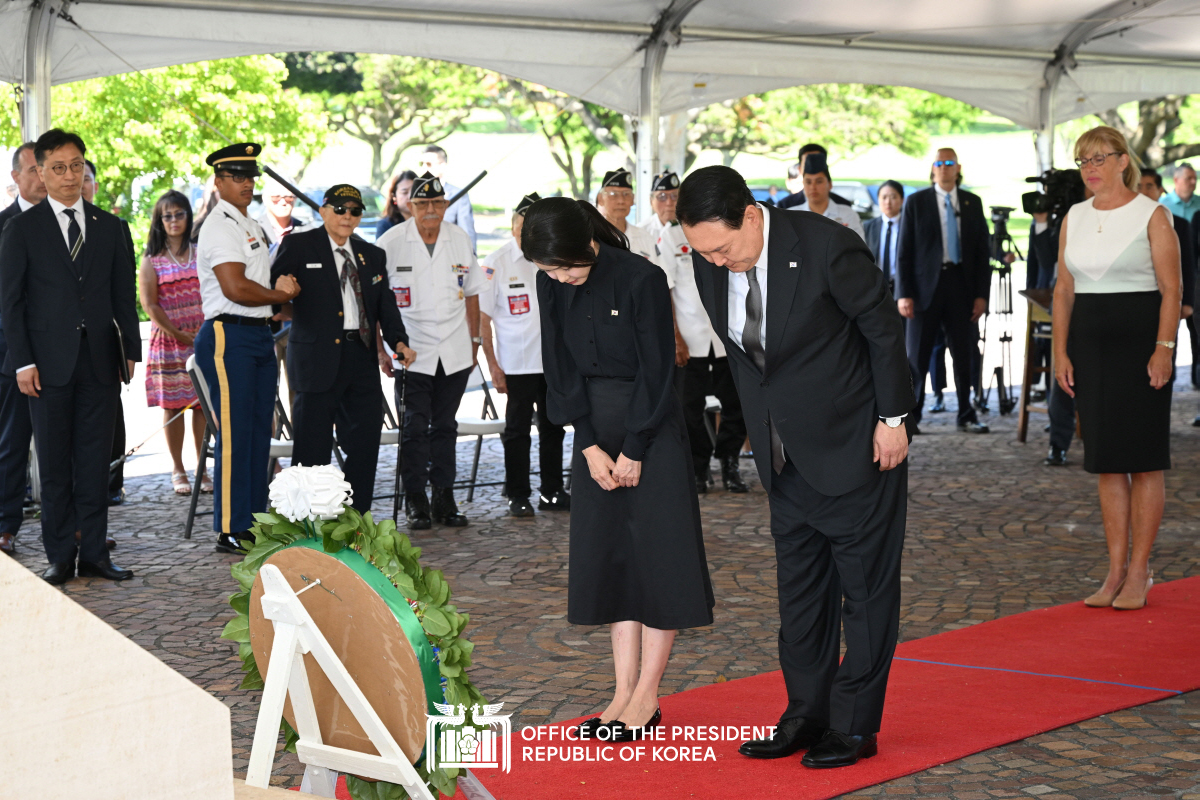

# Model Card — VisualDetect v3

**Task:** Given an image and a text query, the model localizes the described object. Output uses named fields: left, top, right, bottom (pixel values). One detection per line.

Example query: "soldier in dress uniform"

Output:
left=193, top=143, right=301, bottom=554
left=596, top=168, right=658, bottom=262
left=644, top=171, right=748, bottom=494
left=479, top=192, right=570, bottom=517
left=376, top=172, right=485, bottom=530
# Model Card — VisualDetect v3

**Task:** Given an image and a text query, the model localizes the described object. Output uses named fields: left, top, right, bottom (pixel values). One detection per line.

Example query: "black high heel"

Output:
left=577, top=717, right=606, bottom=738
left=608, top=708, right=662, bottom=743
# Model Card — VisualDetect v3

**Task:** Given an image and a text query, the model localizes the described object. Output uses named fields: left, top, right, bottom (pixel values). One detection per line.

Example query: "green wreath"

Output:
left=220, top=506, right=486, bottom=799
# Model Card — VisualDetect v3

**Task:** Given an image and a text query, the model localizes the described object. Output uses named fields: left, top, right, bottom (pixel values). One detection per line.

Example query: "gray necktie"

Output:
left=743, top=269, right=785, bottom=474
left=63, top=208, right=83, bottom=261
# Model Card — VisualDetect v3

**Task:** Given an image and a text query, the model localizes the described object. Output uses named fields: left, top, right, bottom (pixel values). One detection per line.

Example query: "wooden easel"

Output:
left=245, top=564, right=437, bottom=800
left=1017, top=288, right=1054, bottom=442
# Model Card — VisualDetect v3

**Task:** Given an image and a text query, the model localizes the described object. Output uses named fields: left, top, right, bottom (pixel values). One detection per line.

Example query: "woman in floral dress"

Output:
left=139, top=190, right=209, bottom=495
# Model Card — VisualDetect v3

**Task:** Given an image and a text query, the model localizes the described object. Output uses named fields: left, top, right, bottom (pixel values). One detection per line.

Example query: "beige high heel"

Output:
left=1084, top=576, right=1126, bottom=608
left=1112, top=569, right=1153, bottom=611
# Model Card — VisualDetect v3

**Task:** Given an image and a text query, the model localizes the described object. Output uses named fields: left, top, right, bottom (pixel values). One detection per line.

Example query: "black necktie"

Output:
left=743, top=269, right=785, bottom=473
left=882, top=219, right=893, bottom=278
left=337, top=248, right=371, bottom=343
left=63, top=208, right=82, bottom=261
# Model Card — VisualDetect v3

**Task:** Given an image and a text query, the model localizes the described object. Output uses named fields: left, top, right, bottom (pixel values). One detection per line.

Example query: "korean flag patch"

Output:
left=394, top=287, right=412, bottom=308
left=508, top=294, right=530, bottom=315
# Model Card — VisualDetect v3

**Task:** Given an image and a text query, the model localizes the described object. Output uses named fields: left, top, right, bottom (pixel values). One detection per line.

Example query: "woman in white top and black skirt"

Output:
left=523, top=197, right=714, bottom=742
left=1054, top=126, right=1182, bottom=611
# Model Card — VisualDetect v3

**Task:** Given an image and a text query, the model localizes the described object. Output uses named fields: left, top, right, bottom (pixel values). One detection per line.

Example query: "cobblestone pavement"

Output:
left=7, top=389, right=1200, bottom=798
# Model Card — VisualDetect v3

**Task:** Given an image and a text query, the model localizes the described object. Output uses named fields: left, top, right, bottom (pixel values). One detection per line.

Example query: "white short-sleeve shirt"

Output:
left=795, top=199, right=867, bottom=243
left=196, top=198, right=273, bottom=319
left=376, top=218, right=485, bottom=376
left=656, top=222, right=726, bottom=358
left=625, top=222, right=661, bottom=272
left=481, top=238, right=542, bottom=375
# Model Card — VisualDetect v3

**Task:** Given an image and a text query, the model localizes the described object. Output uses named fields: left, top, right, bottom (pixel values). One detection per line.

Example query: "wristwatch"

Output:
left=880, top=415, right=906, bottom=428
left=471, top=336, right=483, bottom=344
left=1156, top=340, right=1176, bottom=349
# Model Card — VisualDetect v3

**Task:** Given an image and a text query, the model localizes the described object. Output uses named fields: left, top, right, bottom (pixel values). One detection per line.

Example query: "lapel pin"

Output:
left=611, top=310, right=619, bottom=316
left=789, top=261, right=797, bottom=268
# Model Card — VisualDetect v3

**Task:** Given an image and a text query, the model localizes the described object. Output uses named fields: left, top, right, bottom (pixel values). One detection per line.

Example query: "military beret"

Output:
left=601, top=168, right=633, bottom=189
left=651, top=171, right=680, bottom=192
left=206, top=143, right=262, bottom=177
left=324, top=184, right=364, bottom=205
left=515, top=192, right=542, bottom=216
left=411, top=171, right=445, bottom=199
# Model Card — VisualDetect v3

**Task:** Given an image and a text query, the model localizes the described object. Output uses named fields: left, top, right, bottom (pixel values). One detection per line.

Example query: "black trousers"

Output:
left=929, top=332, right=947, bottom=397
left=770, top=457, right=907, bottom=736
left=0, top=366, right=31, bottom=535
left=291, top=339, right=382, bottom=513
left=109, top=395, right=125, bottom=494
left=399, top=360, right=471, bottom=493
left=29, top=339, right=119, bottom=564
left=501, top=372, right=565, bottom=499
left=907, top=268, right=979, bottom=426
left=681, top=350, right=746, bottom=475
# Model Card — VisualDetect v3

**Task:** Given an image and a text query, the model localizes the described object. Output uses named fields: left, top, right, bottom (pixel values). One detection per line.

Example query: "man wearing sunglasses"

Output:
left=377, top=172, right=485, bottom=529
left=194, top=142, right=301, bottom=556
left=256, top=176, right=310, bottom=252
left=271, top=185, right=415, bottom=512
left=896, top=148, right=992, bottom=434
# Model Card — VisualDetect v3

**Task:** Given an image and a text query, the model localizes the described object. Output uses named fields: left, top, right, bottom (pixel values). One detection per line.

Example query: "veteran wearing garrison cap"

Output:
left=272, top=184, right=415, bottom=512
left=376, top=171, right=485, bottom=529
left=791, top=152, right=866, bottom=242
left=193, top=142, right=301, bottom=555
left=596, top=168, right=659, bottom=264
left=479, top=192, right=570, bottom=517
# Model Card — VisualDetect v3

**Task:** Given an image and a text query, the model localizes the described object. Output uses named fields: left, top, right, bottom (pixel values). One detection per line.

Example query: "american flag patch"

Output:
left=483, top=264, right=495, bottom=277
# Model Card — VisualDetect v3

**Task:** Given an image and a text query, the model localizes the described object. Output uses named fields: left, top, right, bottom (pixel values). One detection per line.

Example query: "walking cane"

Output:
left=392, top=364, right=407, bottom=524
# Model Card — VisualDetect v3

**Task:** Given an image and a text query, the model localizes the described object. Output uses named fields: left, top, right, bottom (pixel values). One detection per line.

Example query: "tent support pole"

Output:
left=20, top=0, right=61, bottom=142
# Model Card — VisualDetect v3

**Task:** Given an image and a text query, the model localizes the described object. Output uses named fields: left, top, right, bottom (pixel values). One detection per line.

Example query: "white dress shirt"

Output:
left=624, top=222, right=661, bottom=273
left=655, top=221, right=725, bottom=358
left=727, top=204, right=771, bottom=352
left=481, top=238, right=542, bottom=374
left=328, top=234, right=360, bottom=332
left=16, top=194, right=36, bottom=212
left=47, top=195, right=86, bottom=249
left=877, top=213, right=901, bottom=277
left=795, top=199, right=866, bottom=242
left=196, top=198, right=273, bottom=319
left=377, top=218, right=485, bottom=376
left=933, top=184, right=961, bottom=264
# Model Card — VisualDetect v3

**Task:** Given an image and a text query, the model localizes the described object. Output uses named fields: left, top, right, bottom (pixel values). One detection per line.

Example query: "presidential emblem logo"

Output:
left=427, top=702, right=512, bottom=772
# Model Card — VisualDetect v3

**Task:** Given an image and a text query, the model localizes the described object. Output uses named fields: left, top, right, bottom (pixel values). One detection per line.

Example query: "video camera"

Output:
left=1022, top=168, right=1086, bottom=221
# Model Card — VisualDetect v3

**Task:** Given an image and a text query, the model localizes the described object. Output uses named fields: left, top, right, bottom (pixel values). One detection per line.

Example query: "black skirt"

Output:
left=1068, top=291, right=1172, bottom=474
left=567, top=378, right=715, bottom=629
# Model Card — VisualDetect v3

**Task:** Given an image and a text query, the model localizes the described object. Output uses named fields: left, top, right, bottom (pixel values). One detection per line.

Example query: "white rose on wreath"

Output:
left=268, top=464, right=354, bottom=522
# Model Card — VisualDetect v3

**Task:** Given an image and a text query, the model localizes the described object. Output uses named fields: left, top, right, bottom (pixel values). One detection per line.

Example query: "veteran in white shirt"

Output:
left=376, top=171, right=484, bottom=530
left=596, top=167, right=659, bottom=263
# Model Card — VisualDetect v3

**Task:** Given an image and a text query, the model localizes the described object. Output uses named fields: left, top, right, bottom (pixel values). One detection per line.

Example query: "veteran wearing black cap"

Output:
left=376, top=172, right=486, bottom=529
left=193, top=142, right=301, bottom=555
left=596, top=168, right=659, bottom=264
left=479, top=192, right=570, bottom=516
left=792, top=152, right=866, bottom=241
left=272, top=184, right=416, bottom=512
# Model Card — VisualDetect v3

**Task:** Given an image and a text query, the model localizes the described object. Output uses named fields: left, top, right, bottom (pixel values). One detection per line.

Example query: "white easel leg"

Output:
left=245, top=622, right=299, bottom=787
left=290, top=650, right=338, bottom=797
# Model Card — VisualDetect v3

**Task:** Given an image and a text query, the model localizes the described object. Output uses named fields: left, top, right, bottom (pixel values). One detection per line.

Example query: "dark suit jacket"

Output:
left=0, top=200, right=141, bottom=385
left=776, top=190, right=853, bottom=210
left=0, top=201, right=26, bottom=357
left=896, top=186, right=991, bottom=310
left=271, top=226, right=408, bottom=394
left=1026, top=222, right=1058, bottom=291
left=862, top=213, right=902, bottom=285
left=691, top=205, right=914, bottom=496
left=1171, top=214, right=1196, bottom=309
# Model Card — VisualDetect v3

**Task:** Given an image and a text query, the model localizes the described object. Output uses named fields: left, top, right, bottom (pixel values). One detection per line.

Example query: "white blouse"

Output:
left=1064, top=194, right=1162, bottom=294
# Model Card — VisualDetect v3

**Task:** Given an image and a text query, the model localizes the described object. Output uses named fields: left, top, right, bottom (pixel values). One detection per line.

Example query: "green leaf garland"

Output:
left=221, top=506, right=487, bottom=799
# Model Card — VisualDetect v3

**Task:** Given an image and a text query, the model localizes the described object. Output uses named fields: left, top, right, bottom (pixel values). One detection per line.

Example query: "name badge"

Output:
left=306, top=262, right=322, bottom=269
left=509, top=282, right=525, bottom=289
left=396, top=265, right=413, bottom=273
left=508, top=294, right=530, bottom=315
left=249, top=242, right=261, bottom=251
left=394, top=287, right=411, bottom=308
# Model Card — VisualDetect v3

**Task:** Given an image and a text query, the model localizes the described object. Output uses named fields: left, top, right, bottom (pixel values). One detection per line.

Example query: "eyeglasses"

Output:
left=217, top=172, right=255, bottom=185
left=48, top=162, right=86, bottom=176
left=932, top=160, right=957, bottom=168
left=1074, top=152, right=1120, bottom=168
left=266, top=195, right=296, bottom=204
left=161, top=211, right=188, bottom=223
left=653, top=192, right=679, bottom=203
left=602, top=190, right=634, bottom=199
left=411, top=199, right=447, bottom=208
left=325, top=204, right=364, bottom=217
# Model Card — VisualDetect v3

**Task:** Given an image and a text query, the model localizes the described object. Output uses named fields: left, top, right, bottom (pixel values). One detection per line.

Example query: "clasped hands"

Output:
left=583, top=445, right=641, bottom=490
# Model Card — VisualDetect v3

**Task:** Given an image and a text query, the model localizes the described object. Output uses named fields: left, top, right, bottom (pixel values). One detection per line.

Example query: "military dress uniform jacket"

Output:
left=271, top=227, right=408, bottom=394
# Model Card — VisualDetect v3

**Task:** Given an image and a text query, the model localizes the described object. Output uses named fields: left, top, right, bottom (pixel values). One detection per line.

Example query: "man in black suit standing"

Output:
left=862, top=179, right=904, bottom=296
left=678, top=166, right=914, bottom=768
left=0, top=142, right=45, bottom=557
left=896, top=148, right=992, bottom=434
left=0, top=129, right=140, bottom=584
left=272, top=185, right=416, bottom=511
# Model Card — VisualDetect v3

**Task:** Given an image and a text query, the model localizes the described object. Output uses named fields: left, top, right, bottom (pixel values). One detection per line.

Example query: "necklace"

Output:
left=166, top=242, right=192, bottom=269
left=1095, top=207, right=1114, bottom=233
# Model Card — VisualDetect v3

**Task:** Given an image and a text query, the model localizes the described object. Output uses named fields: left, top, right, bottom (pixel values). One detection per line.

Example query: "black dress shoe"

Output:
left=215, top=532, right=249, bottom=554
left=508, top=497, right=535, bottom=517
left=42, top=561, right=75, bottom=585
left=109, top=489, right=126, bottom=507
left=538, top=489, right=571, bottom=511
left=957, top=422, right=990, bottom=433
left=431, top=487, right=469, bottom=527
left=801, top=730, right=878, bottom=769
left=720, top=456, right=749, bottom=493
left=405, top=490, right=433, bottom=530
left=0, top=532, right=14, bottom=556
left=77, top=557, right=134, bottom=581
left=608, top=708, right=661, bottom=743
left=576, top=717, right=606, bottom=738
left=106, top=537, right=116, bottom=550
left=738, top=717, right=826, bottom=759
left=930, top=395, right=945, bottom=412
left=1044, top=446, right=1068, bottom=466
left=1193, top=414, right=1200, bottom=428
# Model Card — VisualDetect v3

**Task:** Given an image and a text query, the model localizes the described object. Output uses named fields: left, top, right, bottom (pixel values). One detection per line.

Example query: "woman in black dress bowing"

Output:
left=523, top=198, right=714, bottom=742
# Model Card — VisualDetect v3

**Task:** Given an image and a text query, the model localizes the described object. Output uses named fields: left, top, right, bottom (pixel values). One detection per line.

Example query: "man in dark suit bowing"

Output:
left=896, top=148, right=992, bottom=433
left=0, top=129, right=140, bottom=584
left=678, top=166, right=914, bottom=768
left=271, top=184, right=416, bottom=512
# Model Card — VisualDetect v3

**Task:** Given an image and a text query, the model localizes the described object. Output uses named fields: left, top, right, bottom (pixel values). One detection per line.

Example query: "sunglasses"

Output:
left=326, top=204, right=364, bottom=217
left=161, top=211, right=188, bottom=223
left=932, top=160, right=957, bottom=167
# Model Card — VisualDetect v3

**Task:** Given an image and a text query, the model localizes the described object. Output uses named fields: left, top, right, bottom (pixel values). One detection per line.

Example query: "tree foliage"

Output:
left=1094, top=96, right=1200, bottom=168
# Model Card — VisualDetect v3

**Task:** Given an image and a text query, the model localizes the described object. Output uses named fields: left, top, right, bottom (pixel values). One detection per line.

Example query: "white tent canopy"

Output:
left=7, top=0, right=1200, bottom=209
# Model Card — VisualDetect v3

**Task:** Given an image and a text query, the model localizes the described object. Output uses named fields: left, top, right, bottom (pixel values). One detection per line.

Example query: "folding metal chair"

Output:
left=454, top=365, right=507, bottom=502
